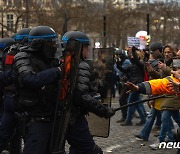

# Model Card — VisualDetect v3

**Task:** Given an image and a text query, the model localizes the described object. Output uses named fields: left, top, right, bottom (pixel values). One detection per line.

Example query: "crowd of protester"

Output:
left=112, top=42, right=180, bottom=151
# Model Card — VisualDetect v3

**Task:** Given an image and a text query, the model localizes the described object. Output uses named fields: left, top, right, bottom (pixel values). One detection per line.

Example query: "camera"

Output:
left=148, top=59, right=165, bottom=70
left=173, top=58, right=180, bottom=71
left=148, top=59, right=159, bottom=70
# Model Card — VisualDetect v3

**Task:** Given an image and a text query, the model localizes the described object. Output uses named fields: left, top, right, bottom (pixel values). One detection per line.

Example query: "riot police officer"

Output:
left=0, top=37, right=15, bottom=122
left=14, top=28, right=31, bottom=42
left=62, top=31, right=115, bottom=154
left=12, top=26, right=62, bottom=154
left=0, top=29, right=31, bottom=153
left=2, top=28, right=31, bottom=72
left=0, top=37, right=15, bottom=70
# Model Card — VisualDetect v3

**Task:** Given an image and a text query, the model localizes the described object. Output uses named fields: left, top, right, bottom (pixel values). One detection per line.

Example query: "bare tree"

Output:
left=1, top=0, right=179, bottom=48
left=149, top=1, right=180, bottom=46
left=0, top=1, right=24, bottom=37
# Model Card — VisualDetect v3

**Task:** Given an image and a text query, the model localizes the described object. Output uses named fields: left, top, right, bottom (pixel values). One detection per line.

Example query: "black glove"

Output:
left=104, top=106, right=115, bottom=119
left=52, top=58, right=60, bottom=67
left=81, top=94, right=115, bottom=119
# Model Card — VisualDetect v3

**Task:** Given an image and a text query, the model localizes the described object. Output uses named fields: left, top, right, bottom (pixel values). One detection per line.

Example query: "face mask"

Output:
left=43, top=44, right=57, bottom=59
left=43, top=38, right=62, bottom=59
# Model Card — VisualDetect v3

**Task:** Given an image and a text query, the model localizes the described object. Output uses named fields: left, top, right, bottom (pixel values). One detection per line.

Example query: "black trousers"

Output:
left=23, top=121, right=52, bottom=154
left=67, top=115, right=97, bottom=154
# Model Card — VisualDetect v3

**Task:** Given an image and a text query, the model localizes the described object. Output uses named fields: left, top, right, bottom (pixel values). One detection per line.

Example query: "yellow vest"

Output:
left=154, top=98, right=163, bottom=110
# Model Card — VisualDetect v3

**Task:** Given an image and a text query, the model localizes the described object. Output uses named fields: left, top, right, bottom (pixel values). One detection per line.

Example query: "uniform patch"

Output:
left=5, top=55, right=14, bottom=65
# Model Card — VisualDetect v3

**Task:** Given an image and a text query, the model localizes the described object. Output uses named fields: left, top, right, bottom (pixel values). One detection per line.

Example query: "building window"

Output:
left=4, top=0, right=12, bottom=6
left=8, top=0, right=12, bottom=6
left=3, top=0, right=7, bottom=5
left=136, top=4, right=140, bottom=8
left=7, top=14, right=13, bottom=29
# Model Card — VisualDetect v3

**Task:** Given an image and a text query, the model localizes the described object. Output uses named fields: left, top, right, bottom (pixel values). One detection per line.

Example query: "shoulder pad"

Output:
left=19, top=45, right=29, bottom=51
left=20, top=45, right=38, bottom=53
left=79, top=61, right=90, bottom=70
left=10, top=44, right=18, bottom=50
left=14, top=52, right=29, bottom=62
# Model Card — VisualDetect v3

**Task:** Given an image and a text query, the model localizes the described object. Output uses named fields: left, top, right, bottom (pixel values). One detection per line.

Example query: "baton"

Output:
left=114, top=95, right=167, bottom=112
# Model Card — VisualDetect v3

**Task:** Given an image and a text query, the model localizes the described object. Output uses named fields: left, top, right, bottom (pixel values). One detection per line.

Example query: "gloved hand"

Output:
left=104, top=107, right=115, bottom=119
left=52, top=58, right=60, bottom=67
left=81, top=94, right=115, bottom=119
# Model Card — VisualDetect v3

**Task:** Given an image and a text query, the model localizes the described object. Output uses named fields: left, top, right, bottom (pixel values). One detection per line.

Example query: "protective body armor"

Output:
left=2, top=44, right=26, bottom=93
left=13, top=49, right=59, bottom=117
left=73, top=61, right=90, bottom=109
left=76, top=61, right=91, bottom=93
left=74, top=61, right=114, bottom=118
left=3, top=45, right=21, bottom=71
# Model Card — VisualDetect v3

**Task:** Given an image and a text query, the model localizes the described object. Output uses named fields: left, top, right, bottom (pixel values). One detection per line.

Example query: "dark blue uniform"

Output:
left=0, top=32, right=29, bottom=153
left=67, top=116, right=96, bottom=154
left=0, top=51, right=61, bottom=154
left=13, top=50, right=61, bottom=154
left=20, top=68, right=60, bottom=154
left=0, top=43, right=26, bottom=153
left=61, top=31, right=114, bottom=154
left=65, top=61, right=113, bottom=154
left=0, top=71, right=15, bottom=152
left=0, top=38, right=15, bottom=123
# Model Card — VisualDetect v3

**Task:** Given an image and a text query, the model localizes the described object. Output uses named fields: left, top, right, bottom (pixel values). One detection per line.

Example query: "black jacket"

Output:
left=118, top=49, right=144, bottom=84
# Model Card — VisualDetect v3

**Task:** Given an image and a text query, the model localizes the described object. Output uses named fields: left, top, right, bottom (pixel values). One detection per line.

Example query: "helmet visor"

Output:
left=82, top=44, right=93, bottom=60
left=45, top=37, right=62, bottom=59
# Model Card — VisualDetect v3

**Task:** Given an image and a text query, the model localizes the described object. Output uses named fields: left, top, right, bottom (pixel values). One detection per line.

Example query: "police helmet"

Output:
left=10, top=33, right=17, bottom=39
left=28, top=26, right=61, bottom=59
left=62, top=31, right=90, bottom=46
left=62, top=31, right=92, bottom=60
left=28, top=26, right=57, bottom=42
left=0, top=38, right=15, bottom=50
left=15, top=28, right=31, bottom=42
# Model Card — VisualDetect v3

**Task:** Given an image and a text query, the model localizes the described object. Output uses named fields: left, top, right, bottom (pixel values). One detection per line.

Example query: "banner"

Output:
left=127, top=37, right=140, bottom=48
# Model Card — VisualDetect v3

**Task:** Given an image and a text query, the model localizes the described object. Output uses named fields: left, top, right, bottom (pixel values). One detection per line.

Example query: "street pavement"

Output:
left=93, top=97, right=177, bottom=154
